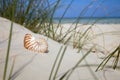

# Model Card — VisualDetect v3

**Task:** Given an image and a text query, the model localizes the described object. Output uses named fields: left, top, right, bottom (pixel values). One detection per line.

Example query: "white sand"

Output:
left=0, top=17, right=120, bottom=80
left=56, top=23, right=120, bottom=53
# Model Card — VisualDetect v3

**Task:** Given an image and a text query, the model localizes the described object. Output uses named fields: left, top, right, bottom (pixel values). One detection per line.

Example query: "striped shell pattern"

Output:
left=24, top=34, right=48, bottom=53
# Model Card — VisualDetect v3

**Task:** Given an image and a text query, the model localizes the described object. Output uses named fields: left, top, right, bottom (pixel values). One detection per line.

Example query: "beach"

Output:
left=54, top=18, right=120, bottom=54
left=0, top=17, right=120, bottom=80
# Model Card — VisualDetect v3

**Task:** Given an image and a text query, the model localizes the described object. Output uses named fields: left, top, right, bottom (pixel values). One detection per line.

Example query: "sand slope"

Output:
left=0, top=17, right=120, bottom=80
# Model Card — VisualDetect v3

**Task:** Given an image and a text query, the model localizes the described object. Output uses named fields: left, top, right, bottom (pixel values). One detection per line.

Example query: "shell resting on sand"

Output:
left=24, top=34, right=48, bottom=53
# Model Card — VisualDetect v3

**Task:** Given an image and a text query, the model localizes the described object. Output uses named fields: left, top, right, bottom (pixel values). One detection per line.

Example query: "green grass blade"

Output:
left=65, top=47, right=93, bottom=80
left=3, top=15, right=14, bottom=80
left=2, top=0, right=15, bottom=80
left=59, top=47, right=93, bottom=80
left=49, top=45, right=63, bottom=80
left=83, top=55, right=99, bottom=80
left=113, top=45, right=120, bottom=69
left=49, top=45, right=67, bottom=80
left=96, top=45, right=120, bottom=71
left=53, top=46, right=67, bottom=80
left=8, top=56, right=16, bottom=80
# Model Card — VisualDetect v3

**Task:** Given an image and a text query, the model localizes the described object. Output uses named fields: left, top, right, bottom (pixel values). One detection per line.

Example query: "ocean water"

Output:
left=54, top=17, right=120, bottom=24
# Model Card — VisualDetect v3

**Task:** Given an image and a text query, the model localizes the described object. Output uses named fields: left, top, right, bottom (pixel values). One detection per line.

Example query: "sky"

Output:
left=54, top=0, right=120, bottom=18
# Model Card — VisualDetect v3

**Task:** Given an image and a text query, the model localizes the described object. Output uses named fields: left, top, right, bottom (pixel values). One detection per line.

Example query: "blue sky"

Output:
left=54, top=0, right=120, bottom=18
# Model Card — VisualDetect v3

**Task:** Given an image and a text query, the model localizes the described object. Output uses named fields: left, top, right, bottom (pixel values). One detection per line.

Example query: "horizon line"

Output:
left=53, top=17, right=120, bottom=19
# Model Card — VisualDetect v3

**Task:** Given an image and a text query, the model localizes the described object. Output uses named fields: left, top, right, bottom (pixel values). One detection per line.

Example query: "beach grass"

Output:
left=49, top=45, right=67, bottom=80
left=58, top=47, right=93, bottom=80
left=96, top=45, right=120, bottom=71
left=0, top=0, right=96, bottom=46
left=8, top=56, right=16, bottom=80
left=2, top=0, right=16, bottom=80
left=0, top=0, right=120, bottom=80
left=3, top=18, right=13, bottom=80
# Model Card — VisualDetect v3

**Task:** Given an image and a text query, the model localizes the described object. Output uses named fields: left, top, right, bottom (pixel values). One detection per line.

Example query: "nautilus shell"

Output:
left=24, top=34, right=48, bottom=53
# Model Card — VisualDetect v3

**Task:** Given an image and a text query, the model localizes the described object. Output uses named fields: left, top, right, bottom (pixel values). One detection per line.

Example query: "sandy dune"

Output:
left=0, top=17, right=120, bottom=80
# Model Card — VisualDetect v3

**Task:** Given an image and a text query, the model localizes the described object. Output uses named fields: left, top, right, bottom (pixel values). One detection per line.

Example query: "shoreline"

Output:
left=53, top=17, right=120, bottom=24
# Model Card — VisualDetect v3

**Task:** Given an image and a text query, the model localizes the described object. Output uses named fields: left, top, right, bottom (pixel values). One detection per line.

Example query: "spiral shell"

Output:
left=24, top=34, right=48, bottom=53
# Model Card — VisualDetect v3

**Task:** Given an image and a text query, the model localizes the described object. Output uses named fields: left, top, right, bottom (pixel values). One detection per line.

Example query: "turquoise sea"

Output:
left=54, top=17, right=120, bottom=24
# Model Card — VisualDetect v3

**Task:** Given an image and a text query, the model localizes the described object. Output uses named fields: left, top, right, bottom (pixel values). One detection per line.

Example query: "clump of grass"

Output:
left=0, top=0, right=97, bottom=50
left=96, top=45, right=120, bottom=71
left=0, top=0, right=58, bottom=32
